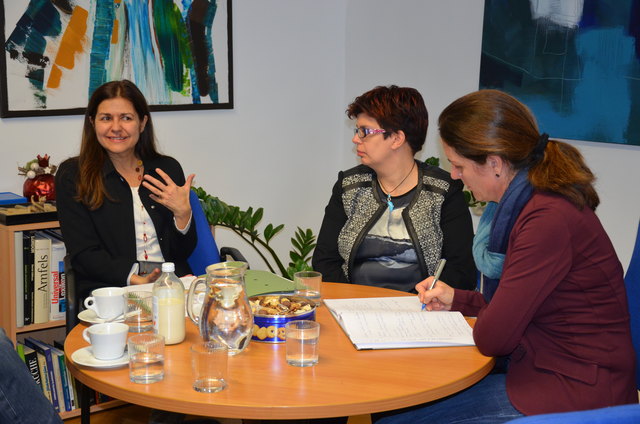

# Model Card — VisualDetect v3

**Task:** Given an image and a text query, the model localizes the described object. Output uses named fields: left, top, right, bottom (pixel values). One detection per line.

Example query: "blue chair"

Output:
left=506, top=404, right=640, bottom=424
left=187, top=189, right=221, bottom=275
left=625, top=219, right=640, bottom=389
left=187, top=189, right=246, bottom=276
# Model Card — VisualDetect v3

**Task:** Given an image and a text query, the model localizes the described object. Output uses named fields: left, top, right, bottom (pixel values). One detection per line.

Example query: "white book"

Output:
left=14, top=231, right=24, bottom=327
left=324, top=296, right=475, bottom=350
left=41, top=231, right=66, bottom=321
left=33, top=234, right=51, bottom=324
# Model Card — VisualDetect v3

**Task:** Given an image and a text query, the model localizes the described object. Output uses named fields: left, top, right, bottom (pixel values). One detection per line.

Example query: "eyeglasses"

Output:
left=353, top=127, right=386, bottom=139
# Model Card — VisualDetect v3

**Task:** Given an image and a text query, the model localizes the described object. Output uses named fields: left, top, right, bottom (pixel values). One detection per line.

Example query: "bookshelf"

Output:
left=0, top=220, right=62, bottom=345
left=0, top=220, right=122, bottom=420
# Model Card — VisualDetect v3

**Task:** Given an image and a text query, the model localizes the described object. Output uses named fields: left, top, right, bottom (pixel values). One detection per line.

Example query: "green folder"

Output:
left=244, top=270, right=294, bottom=297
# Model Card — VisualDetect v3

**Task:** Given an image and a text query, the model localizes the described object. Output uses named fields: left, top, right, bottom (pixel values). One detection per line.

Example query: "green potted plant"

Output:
left=192, top=186, right=316, bottom=279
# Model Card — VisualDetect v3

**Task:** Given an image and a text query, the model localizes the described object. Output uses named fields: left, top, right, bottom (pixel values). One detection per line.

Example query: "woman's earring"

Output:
left=495, top=173, right=500, bottom=178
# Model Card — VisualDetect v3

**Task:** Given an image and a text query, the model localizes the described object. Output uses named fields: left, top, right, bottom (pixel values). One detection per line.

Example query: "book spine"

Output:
left=33, top=234, right=51, bottom=324
left=23, top=231, right=34, bottom=325
left=35, top=350, right=52, bottom=403
left=49, top=268, right=61, bottom=321
left=49, top=240, right=66, bottom=321
left=15, top=341, right=25, bottom=361
left=23, top=347, right=43, bottom=391
left=53, top=339, right=75, bottom=410
left=14, top=232, right=24, bottom=327
left=59, top=263, right=67, bottom=316
left=69, top=370, right=78, bottom=410
left=24, top=338, right=59, bottom=412
left=50, top=351, right=65, bottom=412
left=56, top=353, right=72, bottom=411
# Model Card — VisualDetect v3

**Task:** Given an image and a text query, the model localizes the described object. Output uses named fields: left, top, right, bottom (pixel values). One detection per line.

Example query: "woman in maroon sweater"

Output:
left=378, top=90, right=636, bottom=423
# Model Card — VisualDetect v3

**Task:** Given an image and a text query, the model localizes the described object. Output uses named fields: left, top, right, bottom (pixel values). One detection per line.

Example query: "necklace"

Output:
left=135, top=159, right=143, bottom=182
left=378, top=161, right=416, bottom=212
left=132, top=159, right=149, bottom=260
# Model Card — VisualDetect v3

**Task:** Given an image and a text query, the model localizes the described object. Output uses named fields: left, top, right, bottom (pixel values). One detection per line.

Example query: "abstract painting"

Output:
left=480, top=0, right=640, bottom=145
left=0, top=0, right=232, bottom=117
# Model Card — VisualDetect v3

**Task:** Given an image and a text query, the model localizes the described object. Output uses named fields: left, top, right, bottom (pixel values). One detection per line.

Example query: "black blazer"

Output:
left=56, top=155, right=197, bottom=300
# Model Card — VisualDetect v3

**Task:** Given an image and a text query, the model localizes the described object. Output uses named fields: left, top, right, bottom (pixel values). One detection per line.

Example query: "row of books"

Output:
left=16, top=337, right=112, bottom=413
left=14, top=229, right=67, bottom=326
left=16, top=337, right=77, bottom=413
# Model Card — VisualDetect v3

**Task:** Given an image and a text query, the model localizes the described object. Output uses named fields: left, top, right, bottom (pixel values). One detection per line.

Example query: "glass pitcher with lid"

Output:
left=186, top=261, right=253, bottom=355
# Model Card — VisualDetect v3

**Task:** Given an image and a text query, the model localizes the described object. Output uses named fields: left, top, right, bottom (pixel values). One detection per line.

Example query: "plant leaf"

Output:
left=424, top=156, right=440, bottom=166
left=264, top=223, right=274, bottom=241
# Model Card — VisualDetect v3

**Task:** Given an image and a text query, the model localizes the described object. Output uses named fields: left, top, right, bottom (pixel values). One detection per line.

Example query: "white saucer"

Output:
left=71, top=346, right=129, bottom=369
left=78, top=309, right=124, bottom=324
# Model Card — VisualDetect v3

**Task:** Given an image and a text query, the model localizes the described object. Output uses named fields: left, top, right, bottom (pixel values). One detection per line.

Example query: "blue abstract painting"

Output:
left=480, top=0, right=640, bottom=145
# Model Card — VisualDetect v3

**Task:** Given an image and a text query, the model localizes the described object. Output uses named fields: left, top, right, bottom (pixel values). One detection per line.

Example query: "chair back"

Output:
left=624, top=220, right=640, bottom=389
left=64, top=255, right=79, bottom=335
left=187, top=190, right=221, bottom=276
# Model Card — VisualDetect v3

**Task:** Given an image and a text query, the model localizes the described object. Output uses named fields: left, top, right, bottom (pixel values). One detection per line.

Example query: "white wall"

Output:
left=1, top=1, right=638, bottom=272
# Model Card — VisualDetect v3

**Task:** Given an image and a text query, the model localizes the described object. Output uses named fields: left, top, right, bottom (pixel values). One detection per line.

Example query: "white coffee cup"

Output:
left=84, top=287, right=126, bottom=320
left=82, top=322, right=129, bottom=360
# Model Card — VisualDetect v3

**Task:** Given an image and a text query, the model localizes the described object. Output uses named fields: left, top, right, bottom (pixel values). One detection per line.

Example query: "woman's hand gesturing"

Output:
left=142, top=169, right=195, bottom=229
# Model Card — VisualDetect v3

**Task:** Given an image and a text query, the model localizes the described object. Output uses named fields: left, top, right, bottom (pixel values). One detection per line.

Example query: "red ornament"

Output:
left=23, top=174, right=56, bottom=201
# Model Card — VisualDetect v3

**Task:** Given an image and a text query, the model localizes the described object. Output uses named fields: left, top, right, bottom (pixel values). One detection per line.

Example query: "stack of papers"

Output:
left=324, top=296, right=475, bottom=350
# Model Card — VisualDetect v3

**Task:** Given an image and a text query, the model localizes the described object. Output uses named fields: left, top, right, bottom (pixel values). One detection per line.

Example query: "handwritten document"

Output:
left=324, top=296, right=475, bottom=350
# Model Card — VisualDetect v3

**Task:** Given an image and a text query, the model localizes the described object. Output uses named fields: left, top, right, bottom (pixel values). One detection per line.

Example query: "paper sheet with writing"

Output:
left=324, top=296, right=475, bottom=350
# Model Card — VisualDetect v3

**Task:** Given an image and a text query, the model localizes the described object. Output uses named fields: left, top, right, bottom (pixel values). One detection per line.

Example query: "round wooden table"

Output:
left=65, top=283, right=494, bottom=420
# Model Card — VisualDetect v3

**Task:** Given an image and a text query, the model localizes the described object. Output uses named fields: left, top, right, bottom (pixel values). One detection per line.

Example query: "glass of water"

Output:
left=285, top=320, right=320, bottom=367
left=191, top=340, right=228, bottom=392
left=293, top=271, right=322, bottom=301
left=128, top=333, right=165, bottom=384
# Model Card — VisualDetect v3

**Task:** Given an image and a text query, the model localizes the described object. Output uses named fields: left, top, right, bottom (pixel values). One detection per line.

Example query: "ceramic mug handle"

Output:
left=82, top=327, right=92, bottom=344
left=84, top=296, right=99, bottom=315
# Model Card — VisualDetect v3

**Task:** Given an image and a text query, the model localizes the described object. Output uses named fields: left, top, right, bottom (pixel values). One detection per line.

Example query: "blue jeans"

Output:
left=374, top=374, right=524, bottom=424
left=0, top=329, right=62, bottom=424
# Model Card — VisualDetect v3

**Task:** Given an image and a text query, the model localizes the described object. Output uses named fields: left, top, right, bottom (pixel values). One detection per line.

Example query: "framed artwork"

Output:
left=0, top=0, right=233, bottom=118
left=480, top=0, right=640, bottom=146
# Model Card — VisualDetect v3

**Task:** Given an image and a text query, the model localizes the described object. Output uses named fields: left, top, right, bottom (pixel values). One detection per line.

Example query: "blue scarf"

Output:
left=473, top=169, right=533, bottom=301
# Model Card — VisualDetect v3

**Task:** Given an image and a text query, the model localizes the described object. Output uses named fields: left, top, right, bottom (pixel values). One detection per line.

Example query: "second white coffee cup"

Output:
left=84, top=287, right=126, bottom=320
left=82, top=322, right=129, bottom=360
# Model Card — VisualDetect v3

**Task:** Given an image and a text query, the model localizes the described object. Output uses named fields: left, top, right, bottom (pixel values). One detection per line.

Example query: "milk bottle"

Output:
left=152, top=262, right=185, bottom=344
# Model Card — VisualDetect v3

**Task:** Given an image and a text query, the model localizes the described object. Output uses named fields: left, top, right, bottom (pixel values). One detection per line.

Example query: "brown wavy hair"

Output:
left=76, top=80, right=160, bottom=210
left=438, top=89, right=599, bottom=210
left=346, top=85, right=428, bottom=154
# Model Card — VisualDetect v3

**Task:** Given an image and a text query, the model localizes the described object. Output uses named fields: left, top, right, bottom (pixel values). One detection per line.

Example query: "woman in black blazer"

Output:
left=56, top=80, right=197, bottom=301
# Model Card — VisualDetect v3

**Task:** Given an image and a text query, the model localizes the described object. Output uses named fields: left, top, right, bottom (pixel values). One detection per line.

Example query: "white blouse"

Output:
left=131, top=187, right=164, bottom=263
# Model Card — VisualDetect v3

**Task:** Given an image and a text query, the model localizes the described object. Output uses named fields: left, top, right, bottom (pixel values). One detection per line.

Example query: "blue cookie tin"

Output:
left=250, top=295, right=317, bottom=343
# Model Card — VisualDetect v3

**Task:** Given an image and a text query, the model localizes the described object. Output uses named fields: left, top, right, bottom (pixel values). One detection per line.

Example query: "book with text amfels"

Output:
left=324, top=296, right=475, bottom=350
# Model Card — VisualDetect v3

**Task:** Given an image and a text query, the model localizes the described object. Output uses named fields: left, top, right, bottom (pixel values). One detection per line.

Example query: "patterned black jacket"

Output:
left=312, top=161, right=477, bottom=292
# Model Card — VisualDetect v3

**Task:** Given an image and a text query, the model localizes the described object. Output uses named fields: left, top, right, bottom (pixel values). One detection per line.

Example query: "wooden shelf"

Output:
left=59, top=399, right=127, bottom=420
left=15, top=320, right=65, bottom=334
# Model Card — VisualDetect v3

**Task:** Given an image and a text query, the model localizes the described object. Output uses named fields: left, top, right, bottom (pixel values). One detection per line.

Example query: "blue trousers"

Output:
left=374, top=374, right=524, bottom=424
left=0, top=329, right=62, bottom=424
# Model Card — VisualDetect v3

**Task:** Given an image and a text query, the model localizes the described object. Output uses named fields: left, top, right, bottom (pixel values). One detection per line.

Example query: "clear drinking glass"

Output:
left=128, top=333, right=165, bottom=384
left=285, top=320, right=320, bottom=367
left=293, top=271, right=322, bottom=300
left=125, top=291, right=153, bottom=332
left=190, top=341, right=228, bottom=393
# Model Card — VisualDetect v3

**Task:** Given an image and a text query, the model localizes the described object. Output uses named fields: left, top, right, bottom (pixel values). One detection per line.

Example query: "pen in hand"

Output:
left=421, top=258, right=447, bottom=310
